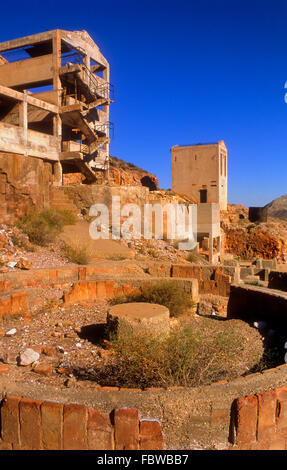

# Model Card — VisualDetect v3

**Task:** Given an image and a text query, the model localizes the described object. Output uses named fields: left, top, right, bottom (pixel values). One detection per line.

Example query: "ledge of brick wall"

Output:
left=233, top=384, right=287, bottom=450
left=0, top=396, right=165, bottom=450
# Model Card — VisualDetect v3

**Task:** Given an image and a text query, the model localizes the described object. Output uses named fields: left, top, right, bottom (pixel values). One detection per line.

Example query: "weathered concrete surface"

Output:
left=227, top=284, right=287, bottom=328
left=107, top=302, right=170, bottom=338
left=171, top=141, right=227, bottom=210
left=0, top=152, right=53, bottom=223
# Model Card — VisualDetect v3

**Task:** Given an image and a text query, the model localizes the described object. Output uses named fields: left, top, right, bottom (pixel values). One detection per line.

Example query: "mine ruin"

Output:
left=0, top=30, right=287, bottom=451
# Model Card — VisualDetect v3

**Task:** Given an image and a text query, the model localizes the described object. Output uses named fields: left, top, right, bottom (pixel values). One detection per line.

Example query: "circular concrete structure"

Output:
left=107, top=302, right=170, bottom=339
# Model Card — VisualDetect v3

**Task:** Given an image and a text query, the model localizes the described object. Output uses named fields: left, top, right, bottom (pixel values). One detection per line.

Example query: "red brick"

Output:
left=114, top=408, right=139, bottom=450
left=49, top=270, right=58, bottom=282
left=268, top=437, right=286, bottom=450
left=96, top=281, right=106, bottom=298
left=63, top=404, right=87, bottom=450
left=87, top=409, right=114, bottom=450
left=257, top=390, right=277, bottom=441
left=140, top=420, right=164, bottom=450
left=119, top=388, right=141, bottom=392
left=87, top=281, right=98, bottom=301
left=105, top=280, right=114, bottom=298
left=210, top=380, right=228, bottom=386
left=19, top=398, right=42, bottom=449
left=98, top=386, right=119, bottom=391
left=11, top=292, right=29, bottom=316
left=78, top=267, right=86, bottom=281
left=235, top=394, right=258, bottom=446
left=0, top=440, right=12, bottom=450
left=0, top=364, right=9, bottom=375
left=1, top=396, right=21, bottom=448
left=275, top=386, right=287, bottom=432
left=41, top=401, right=63, bottom=450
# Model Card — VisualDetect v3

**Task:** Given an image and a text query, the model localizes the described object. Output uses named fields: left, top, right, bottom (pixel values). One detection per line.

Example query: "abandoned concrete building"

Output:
left=171, top=141, right=228, bottom=211
left=171, top=141, right=227, bottom=263
left=0, top=29, right=113, bottom=221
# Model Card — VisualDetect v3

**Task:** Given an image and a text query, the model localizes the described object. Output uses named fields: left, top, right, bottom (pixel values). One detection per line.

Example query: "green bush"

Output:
left=16, top=208, right=77, bottom=246
left=109, top=280, right=194, bottom=317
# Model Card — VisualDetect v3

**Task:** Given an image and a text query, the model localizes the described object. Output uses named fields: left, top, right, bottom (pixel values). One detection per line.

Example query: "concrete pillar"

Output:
left=209, top=235, right=213, bottom=263
left=54, top=161, right=62, bottom=186
left=19, top=91, right=28, bottom=155
left=52, top=30, right=62, bottom=170
left=83, top=54, right=90, bottom=69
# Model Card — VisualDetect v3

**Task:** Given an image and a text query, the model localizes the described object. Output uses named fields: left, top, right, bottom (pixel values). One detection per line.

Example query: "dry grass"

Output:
left=80, top=317, right=264, bottom=389
left=62, top=240, right=93, bottom=265
left=16, top=208, right=77, bottom=246
left=109, top=280, right=195, bottom=317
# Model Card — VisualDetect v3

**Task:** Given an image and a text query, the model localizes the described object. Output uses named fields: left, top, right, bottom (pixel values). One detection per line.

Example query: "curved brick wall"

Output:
left=0, top=397, right=164, bottom=450
left=1, top=264, right=287, bottom=449
left=1, top=363, right=287, bottom=450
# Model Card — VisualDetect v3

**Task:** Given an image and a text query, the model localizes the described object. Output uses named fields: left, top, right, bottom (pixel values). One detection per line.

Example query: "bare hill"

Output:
left=265, top=196, right=287, bottom=220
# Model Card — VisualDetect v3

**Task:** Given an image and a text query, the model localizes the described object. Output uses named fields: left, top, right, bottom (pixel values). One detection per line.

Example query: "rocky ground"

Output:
left=0, top=296, right=264, bottom=392
left=0, top=221, right=204, bottom=274
left=221, top=204, right=287, bottom=261
left=0, top=299, right=110, bottom=391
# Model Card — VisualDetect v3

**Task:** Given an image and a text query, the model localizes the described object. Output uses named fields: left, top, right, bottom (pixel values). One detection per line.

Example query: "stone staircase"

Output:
left=50, top=187, right=79, bottom=215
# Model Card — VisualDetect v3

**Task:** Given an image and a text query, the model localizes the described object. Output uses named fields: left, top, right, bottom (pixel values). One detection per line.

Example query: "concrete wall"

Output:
left=0, top=54, right=54, bottom=88
left=268, top=271, right=287, bottom=292
left=0, top=152, right=53, bottom=223
left=227, top=284, right=287, bottom=328
left=171, top=141, right=227, bottom=210
left=0, top=123, right=59, bottom=160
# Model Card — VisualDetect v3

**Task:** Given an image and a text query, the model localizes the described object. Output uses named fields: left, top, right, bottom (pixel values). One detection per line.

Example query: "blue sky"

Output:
left=1, top=0, right=287, bottom=207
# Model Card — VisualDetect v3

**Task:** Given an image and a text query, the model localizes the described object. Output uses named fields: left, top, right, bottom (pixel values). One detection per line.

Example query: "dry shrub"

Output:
left=63, top=241, right=92, bottom=265
left=16, top=208, right=77, bottom=246
left=109, top=280, right=194, bottom=317
left=79, top=317, right=264, bottom=389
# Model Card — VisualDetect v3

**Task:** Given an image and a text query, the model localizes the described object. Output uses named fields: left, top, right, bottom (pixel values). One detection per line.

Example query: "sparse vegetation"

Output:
left=10, top=235, right=35, bottom=252
left=63, top=242, right=92, bottom=265
left=77, top=317, right=263, bottom=389
left=110, top=280, right=194, bottom=317
left=186, top=249, right=201, bottom=263
left=15, top=208, right=77, bottom=246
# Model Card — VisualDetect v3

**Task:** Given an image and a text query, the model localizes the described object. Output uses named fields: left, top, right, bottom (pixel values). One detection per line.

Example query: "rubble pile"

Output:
left=0, top=224, right=33, bottom=271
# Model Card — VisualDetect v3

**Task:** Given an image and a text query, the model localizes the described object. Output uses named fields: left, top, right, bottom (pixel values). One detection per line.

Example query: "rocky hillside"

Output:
left=265, top=195, right=287, bottom=220
left=109, top=155, right=159, bottom=190
left=221, top=204, right=287, bottom=260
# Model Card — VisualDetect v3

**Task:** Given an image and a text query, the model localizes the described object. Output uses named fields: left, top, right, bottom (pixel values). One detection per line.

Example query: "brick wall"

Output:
left=0, top=396, right=164, bottom=450
left=0, top=266, right=199, bottom=314
left=232, top=385, right=287, bottom=450
left=171, top=264, right=231, bottom=297
left=0, top=292, right=29, bottom=319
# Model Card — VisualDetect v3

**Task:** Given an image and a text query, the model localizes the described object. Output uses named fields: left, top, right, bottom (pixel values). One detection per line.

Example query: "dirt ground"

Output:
left=0, top=299, right=110, bottom=392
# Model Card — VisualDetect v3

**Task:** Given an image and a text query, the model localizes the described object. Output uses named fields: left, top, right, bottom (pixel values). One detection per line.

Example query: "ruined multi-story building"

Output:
left=0, top=29, right=113, bottom=221
left=171, top=141, right=228, bottom=211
